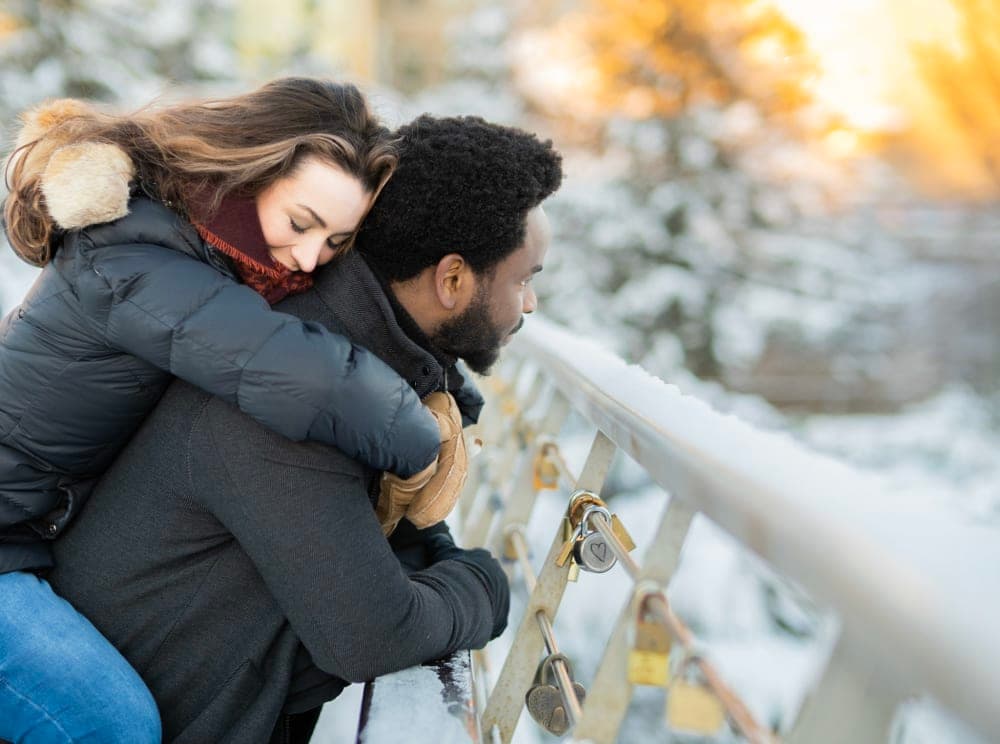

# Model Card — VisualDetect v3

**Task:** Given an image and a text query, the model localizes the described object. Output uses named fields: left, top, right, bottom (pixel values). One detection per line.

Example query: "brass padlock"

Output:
left=627, top=593, right=671, bottom=687
left=525, top=653, right=587, bottom=736
left=666, top=660, right=726, bottom=735
left=555, top=517, right=575, bottom=567
left=610, top=513, right=636, bottom=552
left=555, top=517, right=580, bottom=581
left=500, top=397, right=518, bottom=417
left=532, top=447, right=560, bottom=491
left=567, top=560, right=580, bottom=582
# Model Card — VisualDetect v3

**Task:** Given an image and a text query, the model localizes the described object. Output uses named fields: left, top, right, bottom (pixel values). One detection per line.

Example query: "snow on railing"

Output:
left=450, top=315, right=1000, bottom=743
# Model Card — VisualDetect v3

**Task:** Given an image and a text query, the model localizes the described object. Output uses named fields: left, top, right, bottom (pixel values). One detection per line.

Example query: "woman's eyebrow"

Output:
left=296, top=204, right=327, bottom=229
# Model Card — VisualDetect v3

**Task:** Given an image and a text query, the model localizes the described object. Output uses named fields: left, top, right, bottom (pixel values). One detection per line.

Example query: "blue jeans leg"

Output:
left=0, top=571, right=161, bottom=744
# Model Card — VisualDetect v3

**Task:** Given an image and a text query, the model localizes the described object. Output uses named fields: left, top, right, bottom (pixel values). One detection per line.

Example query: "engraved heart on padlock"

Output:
left=588, top=540, right=608, bottom=563
left=525, top=681, right=587, bottom=736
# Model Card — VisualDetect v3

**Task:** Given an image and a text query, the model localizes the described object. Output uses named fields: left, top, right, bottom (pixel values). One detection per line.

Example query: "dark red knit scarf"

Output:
left=194, top=196, right=313, bottom=305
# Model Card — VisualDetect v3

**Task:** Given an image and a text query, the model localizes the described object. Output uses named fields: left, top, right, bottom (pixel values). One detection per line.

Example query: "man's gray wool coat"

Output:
left=48, top=250, right=496, bottom=743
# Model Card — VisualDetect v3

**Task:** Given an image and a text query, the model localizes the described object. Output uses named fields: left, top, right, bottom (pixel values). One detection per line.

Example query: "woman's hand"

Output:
left=377, top=391, right=468, bottom=535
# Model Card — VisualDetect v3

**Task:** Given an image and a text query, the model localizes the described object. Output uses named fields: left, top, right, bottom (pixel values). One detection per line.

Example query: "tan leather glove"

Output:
left=377, top=391, right=468, bottom=536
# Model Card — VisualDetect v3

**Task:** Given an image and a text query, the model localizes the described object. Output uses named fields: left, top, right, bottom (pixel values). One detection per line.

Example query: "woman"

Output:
left=0, top=77, right=456, bottom=743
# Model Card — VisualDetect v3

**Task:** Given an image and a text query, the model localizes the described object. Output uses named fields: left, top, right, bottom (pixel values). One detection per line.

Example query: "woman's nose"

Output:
left=292, top=242, right=324, bottom=273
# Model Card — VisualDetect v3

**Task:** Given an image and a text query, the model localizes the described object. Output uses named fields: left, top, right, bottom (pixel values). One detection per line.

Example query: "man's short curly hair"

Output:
left=356, top=115, right=562, bottom=281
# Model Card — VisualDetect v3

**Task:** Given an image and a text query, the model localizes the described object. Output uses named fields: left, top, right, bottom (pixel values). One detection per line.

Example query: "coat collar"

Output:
left=280, top=251, right=483, bottom=423
left=301, top=251, right=445, bottom=400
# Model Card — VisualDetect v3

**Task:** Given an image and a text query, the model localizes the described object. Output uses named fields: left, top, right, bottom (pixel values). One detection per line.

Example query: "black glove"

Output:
left=446, top=547, right=510, bottom=640
left=423, top=530, right=465, bottom=564
left=389, top=519, right=452, bottom=573
left=394, top=521, right=510, bottom=639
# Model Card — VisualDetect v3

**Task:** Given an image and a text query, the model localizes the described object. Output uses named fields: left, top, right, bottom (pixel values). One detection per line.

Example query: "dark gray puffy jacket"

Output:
left=0, top=197, right=440, bottom=573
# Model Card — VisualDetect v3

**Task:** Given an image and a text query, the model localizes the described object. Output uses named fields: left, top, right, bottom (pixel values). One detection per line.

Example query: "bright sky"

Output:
left=769, top=0, right=961, bottom=130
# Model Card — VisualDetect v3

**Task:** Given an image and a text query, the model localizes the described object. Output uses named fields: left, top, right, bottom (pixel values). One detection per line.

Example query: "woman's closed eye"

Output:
left=291, top=217, right=349, bottom=249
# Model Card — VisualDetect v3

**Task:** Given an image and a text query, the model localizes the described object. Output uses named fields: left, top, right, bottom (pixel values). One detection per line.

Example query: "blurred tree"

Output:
left=915, top=0, right=1000, bottom=193
left=505, top=1, right=934, bottom=406
left=0, top=0, right=238, bottom=131
left=511, top=1, right=820, bottom=382
left=573, top=0, right=813, bottom=120
left=0, top=0, right=239, bottom=313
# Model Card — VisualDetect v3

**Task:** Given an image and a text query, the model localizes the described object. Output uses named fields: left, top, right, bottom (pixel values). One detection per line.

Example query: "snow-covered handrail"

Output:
left=462, top=316, right=1000, bottom=743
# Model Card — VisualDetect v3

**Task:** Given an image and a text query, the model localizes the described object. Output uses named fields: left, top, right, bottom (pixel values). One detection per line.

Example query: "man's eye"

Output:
left=289, top=218, right=306, bottom=234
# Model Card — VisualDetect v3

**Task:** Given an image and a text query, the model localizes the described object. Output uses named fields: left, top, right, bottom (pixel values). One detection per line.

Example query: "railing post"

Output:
left=787, top=632, right=899, bottom=744
left=570, top=497, right=698, bottom=743
left=480, top=431, right=618, bottom=743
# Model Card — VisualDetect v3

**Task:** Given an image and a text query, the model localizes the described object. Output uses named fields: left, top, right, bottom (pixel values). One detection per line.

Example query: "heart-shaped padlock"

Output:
left=524, top=653, right=587, bottom=736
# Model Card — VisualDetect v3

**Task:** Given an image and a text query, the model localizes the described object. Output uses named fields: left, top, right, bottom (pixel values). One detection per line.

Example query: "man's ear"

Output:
left=434, top=253, right=469, bottom=310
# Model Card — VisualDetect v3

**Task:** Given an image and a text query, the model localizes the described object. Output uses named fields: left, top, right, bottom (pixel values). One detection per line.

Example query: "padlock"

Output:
left=566, top=560, right=580, bottom=582
left=572, top=505, right=617, bottom=573
left=666, top=660, right=726, bottom=735
left=610, top=513, right=636, bottom=552
left=627, top=593, right=671, bottom=687
left=555, top=519, right=581, bottom=581
left=566, top=491, right=603, bottom=531
left=532, top=446, right=560, bottom=491
left=555, top=517, right=575, bottom=568
left=524, top=653, right=587, bottom=736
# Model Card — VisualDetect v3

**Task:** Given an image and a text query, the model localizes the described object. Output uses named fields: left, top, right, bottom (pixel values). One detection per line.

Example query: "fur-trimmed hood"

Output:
left=9, top=99, right=134, bottom=229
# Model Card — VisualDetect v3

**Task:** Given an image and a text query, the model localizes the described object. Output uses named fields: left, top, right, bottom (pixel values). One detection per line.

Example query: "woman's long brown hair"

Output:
left=3, top=78, right=398, bottom=266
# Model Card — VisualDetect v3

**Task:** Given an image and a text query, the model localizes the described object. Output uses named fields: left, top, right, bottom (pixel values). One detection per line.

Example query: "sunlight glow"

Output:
left=769, top=0, right=960, bottom=132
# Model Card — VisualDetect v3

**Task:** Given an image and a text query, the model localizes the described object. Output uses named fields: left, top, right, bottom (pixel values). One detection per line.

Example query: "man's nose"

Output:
left=523, top=285, right=538, bottom=314
left=292, top=242, right=324, bottom=273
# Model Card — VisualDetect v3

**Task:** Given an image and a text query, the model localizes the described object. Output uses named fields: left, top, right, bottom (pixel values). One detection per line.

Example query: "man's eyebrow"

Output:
left=530, top=265, right=543, bottom=274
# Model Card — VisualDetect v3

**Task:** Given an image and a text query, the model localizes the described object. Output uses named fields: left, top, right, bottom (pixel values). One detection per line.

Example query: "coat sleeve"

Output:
left=69, top=234, right=440, bottom=477
left=194, top=397, right=496, bottom=682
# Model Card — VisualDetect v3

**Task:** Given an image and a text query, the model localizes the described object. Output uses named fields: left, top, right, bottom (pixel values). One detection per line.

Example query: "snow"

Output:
left=358, top=659, right=475, bottom=744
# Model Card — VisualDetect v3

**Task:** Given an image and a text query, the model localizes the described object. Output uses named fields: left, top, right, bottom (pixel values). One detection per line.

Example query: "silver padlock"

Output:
left=572, top=505, right=617, bottom=573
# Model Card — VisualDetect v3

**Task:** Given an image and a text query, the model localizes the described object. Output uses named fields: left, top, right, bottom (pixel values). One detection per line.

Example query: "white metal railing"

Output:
left=448, top=316, right=1000, bottom=743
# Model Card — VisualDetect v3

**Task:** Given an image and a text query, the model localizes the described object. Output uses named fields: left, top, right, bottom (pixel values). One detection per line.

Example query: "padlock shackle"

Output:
left=539, top=652, right=574, bottom=685
left=579, top=503, right=612, bottom=534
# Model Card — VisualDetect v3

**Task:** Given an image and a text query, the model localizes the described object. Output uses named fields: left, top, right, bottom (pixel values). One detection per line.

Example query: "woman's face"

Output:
left=256, top=157, right=371, bottom=273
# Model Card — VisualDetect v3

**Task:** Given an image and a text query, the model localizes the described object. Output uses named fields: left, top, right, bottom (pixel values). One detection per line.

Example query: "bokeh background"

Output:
left=4, top=0, right=1000, bottom=418
left=2, top=1, right=999, bottom=742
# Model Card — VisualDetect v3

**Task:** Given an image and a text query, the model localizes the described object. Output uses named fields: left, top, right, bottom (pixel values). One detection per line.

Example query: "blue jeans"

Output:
left=0, top=572, right=161, bottom=743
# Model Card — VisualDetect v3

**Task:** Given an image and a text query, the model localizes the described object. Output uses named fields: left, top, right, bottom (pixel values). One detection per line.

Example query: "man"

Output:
left=46, top=115, right=562, bottom=743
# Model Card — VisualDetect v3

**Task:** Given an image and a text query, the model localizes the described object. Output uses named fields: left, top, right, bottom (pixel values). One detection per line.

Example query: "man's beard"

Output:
left=431, top=288, right=517, bottom=376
